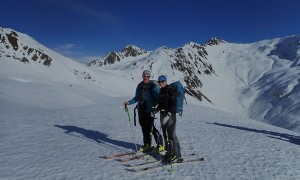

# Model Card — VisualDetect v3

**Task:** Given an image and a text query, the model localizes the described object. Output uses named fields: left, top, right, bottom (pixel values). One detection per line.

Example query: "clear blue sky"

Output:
left=1, top=0, right=300, bottom=63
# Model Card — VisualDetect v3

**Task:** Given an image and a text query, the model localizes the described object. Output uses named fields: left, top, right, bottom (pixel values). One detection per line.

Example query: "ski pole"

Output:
left=124, top=104, right=138, bottom=151
left=134, top=105, right=137, bottom=126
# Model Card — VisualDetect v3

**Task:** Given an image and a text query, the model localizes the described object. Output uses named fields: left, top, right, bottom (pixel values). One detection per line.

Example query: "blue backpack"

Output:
left=169, top=81, right=186, bottom=116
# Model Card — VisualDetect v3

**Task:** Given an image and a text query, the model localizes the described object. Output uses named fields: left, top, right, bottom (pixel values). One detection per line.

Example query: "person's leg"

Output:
left=160, top=112, right=169, bottom=152
left=138, top=111, right=152, bottom=147
left=152, top=123, right=163, bottom=147
left=166, top=114, right=181, bottom=158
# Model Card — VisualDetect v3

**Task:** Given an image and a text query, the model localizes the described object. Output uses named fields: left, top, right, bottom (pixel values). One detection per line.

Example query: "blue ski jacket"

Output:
left=128, top=81, right=159, bottom=113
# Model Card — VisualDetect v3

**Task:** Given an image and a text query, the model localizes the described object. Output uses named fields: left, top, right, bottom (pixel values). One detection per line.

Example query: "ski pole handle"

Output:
left=124, top=105, right=131, bottom=122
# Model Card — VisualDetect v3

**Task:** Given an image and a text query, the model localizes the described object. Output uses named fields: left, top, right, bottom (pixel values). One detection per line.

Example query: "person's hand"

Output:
left=123, top=101, right=129, bottom=106
left=152, top=107, right=159, bottom=114
left=150, top=107, right=156, bottom=117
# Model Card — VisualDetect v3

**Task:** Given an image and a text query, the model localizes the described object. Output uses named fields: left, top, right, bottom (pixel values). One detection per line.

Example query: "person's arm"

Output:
left=168, top=86, right=177, bottom=113
left=128, top=85, right=139, bottom=105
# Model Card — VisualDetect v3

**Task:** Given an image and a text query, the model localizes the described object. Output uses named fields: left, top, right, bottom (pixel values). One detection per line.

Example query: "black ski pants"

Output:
left=138, top=111, right=163, bottom=147
left=160, top=112, right=181, bottom=157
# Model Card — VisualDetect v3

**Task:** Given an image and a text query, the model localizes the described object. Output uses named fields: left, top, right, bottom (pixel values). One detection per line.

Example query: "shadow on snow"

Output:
left=54, top=125, right=138, bottom=151
left=206, top=122, right=300, bottom=146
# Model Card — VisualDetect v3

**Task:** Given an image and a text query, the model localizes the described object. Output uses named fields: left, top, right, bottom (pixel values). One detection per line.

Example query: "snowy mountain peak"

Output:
left=89, top=40, right=215, bottom=102
left=88, top=44, right=150, bottom=67
left=204, top=37, right=226, bottom=46
left=180, top=41, right=203, bottom=49
left=121, top=44, right=148, bottom=57
left=0, top=28, right=19, bottom=51
left=0, top=27, right=52, bottom=66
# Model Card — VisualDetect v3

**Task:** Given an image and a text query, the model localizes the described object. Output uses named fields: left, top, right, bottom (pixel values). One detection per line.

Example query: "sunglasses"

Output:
left=142, top=75, right=150, bottom=78
left=158, top=81, right=165, bottom=84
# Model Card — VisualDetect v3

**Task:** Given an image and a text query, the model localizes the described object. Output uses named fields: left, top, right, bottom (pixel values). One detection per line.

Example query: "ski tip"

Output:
left=126, top=168, right=139, bottom=172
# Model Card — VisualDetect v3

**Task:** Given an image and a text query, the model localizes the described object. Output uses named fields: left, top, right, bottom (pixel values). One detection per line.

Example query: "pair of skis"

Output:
left=102, top=150, right=161, bottom=163
left=101, top=151, right=142, bottom=159
left=102, top=151, right=204, bottom=173
left=127, top=154, right=204, bottom=172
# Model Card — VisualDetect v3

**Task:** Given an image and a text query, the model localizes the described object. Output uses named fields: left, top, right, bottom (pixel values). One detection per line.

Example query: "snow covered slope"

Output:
left=1, top=96, right=300, bottom=179
left=0, top=27, right=137, bottom=110
left=204, top=37, right=300, bottom=132
left=89, top=36, right=300, bottom=133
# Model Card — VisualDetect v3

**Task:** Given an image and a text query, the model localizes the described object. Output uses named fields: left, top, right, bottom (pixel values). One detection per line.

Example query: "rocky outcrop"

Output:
left=89, top=45, right=150, bottom=67
left=0, top=28, right=52, bottom=66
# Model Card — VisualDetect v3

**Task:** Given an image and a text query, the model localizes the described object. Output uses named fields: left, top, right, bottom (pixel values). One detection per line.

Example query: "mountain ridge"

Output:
left=88, top=34, right=300, bottom=132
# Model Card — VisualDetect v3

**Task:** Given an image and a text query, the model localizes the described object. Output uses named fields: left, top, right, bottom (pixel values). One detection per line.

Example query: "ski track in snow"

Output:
left=1, top=98, right=300, bottom=180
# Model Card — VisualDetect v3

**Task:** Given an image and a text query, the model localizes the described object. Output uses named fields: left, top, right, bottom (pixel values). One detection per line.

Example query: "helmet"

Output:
left=158, top=75, right=167, bottom=82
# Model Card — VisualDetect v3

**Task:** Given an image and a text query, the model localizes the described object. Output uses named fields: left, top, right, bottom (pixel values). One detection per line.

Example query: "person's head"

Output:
left=142, top=70, right=151, bottom=83
left=158, top=75, right=167, bottom=88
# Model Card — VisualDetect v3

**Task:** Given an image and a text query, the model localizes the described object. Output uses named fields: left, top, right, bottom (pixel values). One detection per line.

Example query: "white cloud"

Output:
left=52, top=43, right=104, bottom=64
left=52, top=43, right=83, bottom=57
left=74, top=56, right=104, bottom=65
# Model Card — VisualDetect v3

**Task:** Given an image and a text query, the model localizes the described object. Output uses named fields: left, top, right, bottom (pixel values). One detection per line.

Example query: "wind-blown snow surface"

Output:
left=1, top=58, right=299, bottom=179
left=0, top=59, right=300, bottom=179
left=1, top=95, right=300, bottom=179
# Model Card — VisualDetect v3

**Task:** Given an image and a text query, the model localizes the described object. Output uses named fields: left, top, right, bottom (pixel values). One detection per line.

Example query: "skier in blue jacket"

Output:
left=124, top=70, right=164, bottom=152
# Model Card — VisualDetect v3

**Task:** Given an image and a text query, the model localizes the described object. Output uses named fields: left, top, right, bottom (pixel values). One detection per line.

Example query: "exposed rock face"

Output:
left=0, top=28, right=52, bottom=66
left=88, top=41, right=221, bottom=103
left=88, top=45, right=150, bottom=67
left=204, top=37, right=226, bottom=46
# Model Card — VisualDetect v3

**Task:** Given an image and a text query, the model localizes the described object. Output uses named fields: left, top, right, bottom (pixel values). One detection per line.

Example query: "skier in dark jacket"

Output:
left=124, top=70, right=164, bottom=152
left=156, top=75, right=182, bottom=163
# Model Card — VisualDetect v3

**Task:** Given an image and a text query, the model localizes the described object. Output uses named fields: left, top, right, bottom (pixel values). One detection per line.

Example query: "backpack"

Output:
left=169, top=81, right=186, bottom=116
left=149, top=80, right=160, bottom=92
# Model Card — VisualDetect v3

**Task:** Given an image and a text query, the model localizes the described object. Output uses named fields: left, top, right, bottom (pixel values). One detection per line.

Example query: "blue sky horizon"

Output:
left=1, top=0, right=300, bottom=63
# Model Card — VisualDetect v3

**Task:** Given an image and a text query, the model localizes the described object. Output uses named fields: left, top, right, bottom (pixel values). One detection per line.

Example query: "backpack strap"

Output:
left=138, top=81, right=156, bottom=107
left=148, top=81, right=156, bottom=107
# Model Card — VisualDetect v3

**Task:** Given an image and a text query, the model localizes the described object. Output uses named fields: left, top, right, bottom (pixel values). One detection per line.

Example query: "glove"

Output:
left=162, top=114, right=169, bottom=125
left=162, top=112, right=172, bottom=125
left=123, top=101, right=129, bottom=106
left=152, top=107, right=159, bottom=113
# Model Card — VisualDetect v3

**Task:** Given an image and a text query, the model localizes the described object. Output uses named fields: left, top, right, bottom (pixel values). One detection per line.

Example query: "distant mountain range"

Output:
left=88, top=40, right=225, bottom=102
left=1, top=27, right=299, bottom=132
left=88, top=32, right=300, bottom=132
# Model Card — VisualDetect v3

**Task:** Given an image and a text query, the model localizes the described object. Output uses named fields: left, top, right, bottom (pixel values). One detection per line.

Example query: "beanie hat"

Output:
left=158, top=75, right=167, bottom=82
left=142, top=70, right=151, bottom=76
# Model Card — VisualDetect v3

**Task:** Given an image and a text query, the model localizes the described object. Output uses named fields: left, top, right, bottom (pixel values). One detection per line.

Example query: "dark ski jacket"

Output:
left=157, top=84, right=177, bottom=114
